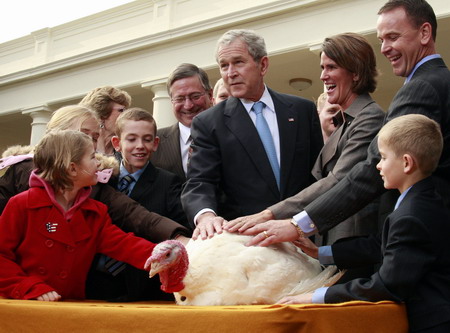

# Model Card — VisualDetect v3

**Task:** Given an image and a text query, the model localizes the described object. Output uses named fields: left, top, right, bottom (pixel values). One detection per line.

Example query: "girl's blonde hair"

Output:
left=47, top=105, right=99, bottom=132
left=34, top=130, right=93, bottom=192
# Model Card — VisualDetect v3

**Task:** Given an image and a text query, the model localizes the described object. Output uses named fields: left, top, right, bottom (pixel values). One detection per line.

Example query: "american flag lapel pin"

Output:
left=46, top=222, right=58, bottom=233
left=288, top=118, right=295, bottom=122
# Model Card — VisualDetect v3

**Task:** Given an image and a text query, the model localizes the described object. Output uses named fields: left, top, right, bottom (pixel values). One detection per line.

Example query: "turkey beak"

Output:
left=149, top=262, right=163, bottom=278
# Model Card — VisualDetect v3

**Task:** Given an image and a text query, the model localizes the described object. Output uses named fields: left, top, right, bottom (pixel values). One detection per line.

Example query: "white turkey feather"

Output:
left=171, top=232, right=342, bottom=305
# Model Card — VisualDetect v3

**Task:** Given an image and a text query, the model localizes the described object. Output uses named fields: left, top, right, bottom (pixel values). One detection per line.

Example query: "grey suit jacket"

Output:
left=181, top=88, right=323, bottom=226
left=150, top=123, right=186, bottom=182
left=269, top=93, right=384, bottom=244
left=327, top=177, right=450, bottom=332
left=306, top=57, right=450, bottom=233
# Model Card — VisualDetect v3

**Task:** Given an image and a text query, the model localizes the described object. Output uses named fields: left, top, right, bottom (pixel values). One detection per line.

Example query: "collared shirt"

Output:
left=406, top=54, right=441, bottom=83
left=394, top=186, right=412, bottom=210
left=118, top=162, right=148, bottom=195
left=240, top=85, right=280, bottom=163
left=179, top=122, right=192, bottom=175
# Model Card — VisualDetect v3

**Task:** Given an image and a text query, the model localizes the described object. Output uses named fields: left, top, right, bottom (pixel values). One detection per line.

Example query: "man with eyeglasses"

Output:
left=181, top=29, right=323, bottom=239
left=151, top=63, right=214, bottom=182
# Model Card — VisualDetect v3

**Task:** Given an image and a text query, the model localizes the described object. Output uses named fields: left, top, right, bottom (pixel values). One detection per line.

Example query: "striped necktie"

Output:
left=118, top=174, right=135, bottom=195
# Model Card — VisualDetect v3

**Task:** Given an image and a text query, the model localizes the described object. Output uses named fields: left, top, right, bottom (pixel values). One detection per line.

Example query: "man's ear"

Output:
left=403, top=153, right=416, bottom=174
left=419, top=22, right=433, bottom=45
left=152, top=136, right=160, bottom=152
left=259, top=56, right=269, bottom=76
left=111, top=136, right=121, bottom=152
left=207, top=89, right=214, bottom=106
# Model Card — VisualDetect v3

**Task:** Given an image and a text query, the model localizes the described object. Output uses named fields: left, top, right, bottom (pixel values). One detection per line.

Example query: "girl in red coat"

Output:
left=0, top=130, right=155, bottom=301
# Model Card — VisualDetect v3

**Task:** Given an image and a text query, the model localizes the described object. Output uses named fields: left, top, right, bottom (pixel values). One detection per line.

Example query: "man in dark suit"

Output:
left=245, top=0, right=450, bottom=243
left=181, top=29, right=323, bottom=239
left=150, top=63, right=214, bottom=182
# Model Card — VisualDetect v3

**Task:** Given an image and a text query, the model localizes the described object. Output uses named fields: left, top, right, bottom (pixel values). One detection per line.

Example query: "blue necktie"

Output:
left=252, top=101, right=280, bottom=189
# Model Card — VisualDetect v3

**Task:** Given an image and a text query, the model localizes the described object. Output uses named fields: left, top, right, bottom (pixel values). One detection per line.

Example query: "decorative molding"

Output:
left=0, top=0, right=330, bottom=85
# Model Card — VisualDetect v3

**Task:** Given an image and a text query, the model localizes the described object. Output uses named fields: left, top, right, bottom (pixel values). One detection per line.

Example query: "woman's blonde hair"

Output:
left=46, top=105, right=99, bottom=132
left=34, top=130, right=93, bottom=192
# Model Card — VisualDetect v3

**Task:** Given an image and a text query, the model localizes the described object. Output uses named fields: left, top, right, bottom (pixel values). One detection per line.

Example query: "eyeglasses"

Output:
left=171, top=92, right=206, bottom=104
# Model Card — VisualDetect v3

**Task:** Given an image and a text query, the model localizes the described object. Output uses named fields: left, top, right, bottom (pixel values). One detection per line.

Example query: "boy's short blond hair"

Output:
left=114, top=107, right=157, bottom=138
left=378, top=114, right=443, bottom=175
left=34, top=130, right=93, bottom=192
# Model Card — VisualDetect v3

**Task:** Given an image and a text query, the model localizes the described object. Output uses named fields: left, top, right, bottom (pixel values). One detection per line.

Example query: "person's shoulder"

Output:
left=393, top=178, right=447, bottom=221
left=354, top=95, right=385, bottom=118
left=412, top=58, right=450, bottom=86
left=84, top=196, right=109, bottom=214
left=157, top=123, right=178, bottom=136
left=153, top=165, right=182, bottom=183
left=8, top=187, right=47, bottom=209
left=2, top=145, right=34, bottom=158
left=269, top=89, right=315, bottom=107
left=0, top=145, right=34, bottom=171
left=195, top=102, right=227, bottom=122
left=10, top=187, right=33, bottom=202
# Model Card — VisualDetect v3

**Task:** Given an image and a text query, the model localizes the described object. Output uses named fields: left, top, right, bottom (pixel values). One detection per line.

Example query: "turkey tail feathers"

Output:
left=286, top=266, right=346, bottom=296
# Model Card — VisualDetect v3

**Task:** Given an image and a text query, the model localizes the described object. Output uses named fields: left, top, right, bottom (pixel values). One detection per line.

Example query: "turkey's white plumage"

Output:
left=168, top=232, right=341, bottom=305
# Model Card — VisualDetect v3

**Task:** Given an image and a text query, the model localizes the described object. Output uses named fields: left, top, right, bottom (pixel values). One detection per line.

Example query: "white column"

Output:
left=142, top=79, right=176, bottom=128
left=21, top=106, right=53, bottom=145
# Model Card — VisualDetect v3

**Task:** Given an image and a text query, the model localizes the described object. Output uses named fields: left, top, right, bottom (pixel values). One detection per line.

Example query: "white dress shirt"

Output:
left=179, top=122, right=192, bottom=175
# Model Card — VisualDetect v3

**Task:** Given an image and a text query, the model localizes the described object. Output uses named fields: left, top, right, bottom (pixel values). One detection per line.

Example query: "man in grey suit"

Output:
left=181, top=29, right=323, bottom=239
left=243, top=0, right=450, bottom=247
left=151, top=63, right=214, bottom=182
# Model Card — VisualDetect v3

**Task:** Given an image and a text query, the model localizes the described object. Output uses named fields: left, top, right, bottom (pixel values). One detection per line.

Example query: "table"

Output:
left=0, top=299, right=408, bottom=332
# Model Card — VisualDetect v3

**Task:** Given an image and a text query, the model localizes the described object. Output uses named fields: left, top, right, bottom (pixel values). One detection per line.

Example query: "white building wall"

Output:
left=0, top=0, right=449, bottom=153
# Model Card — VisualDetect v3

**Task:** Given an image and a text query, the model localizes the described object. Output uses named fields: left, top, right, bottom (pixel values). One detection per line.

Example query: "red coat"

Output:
left=0, top=185, right=155, bottom=300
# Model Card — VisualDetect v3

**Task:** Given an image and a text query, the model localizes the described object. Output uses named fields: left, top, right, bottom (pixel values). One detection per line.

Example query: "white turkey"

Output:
left=145, top=232, right=343, bottom=305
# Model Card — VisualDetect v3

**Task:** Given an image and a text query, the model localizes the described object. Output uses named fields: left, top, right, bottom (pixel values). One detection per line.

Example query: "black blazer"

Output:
left=111, top=162, right=189, bottom=231
left=181, top=88, right=323, bottom=225
left=326, top=177, right=450, bottom=332
left=306, top=57, right=450, bottom=233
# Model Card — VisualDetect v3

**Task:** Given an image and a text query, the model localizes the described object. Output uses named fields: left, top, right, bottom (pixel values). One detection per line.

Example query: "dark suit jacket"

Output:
left=306, top=57, right=450, bottom=233
left=110, top=162, right=189, bottom=230
left=326, top=177, right=450, bottom=332
left=269, top=93, right=384, bottom=244
left=151, top=123, right=186, bottom=182
left=181, top=88, right=323, bottom=225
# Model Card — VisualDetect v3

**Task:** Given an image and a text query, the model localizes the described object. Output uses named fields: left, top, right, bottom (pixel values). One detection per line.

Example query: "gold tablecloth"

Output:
left=0, top=299, right=408, bottom=332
